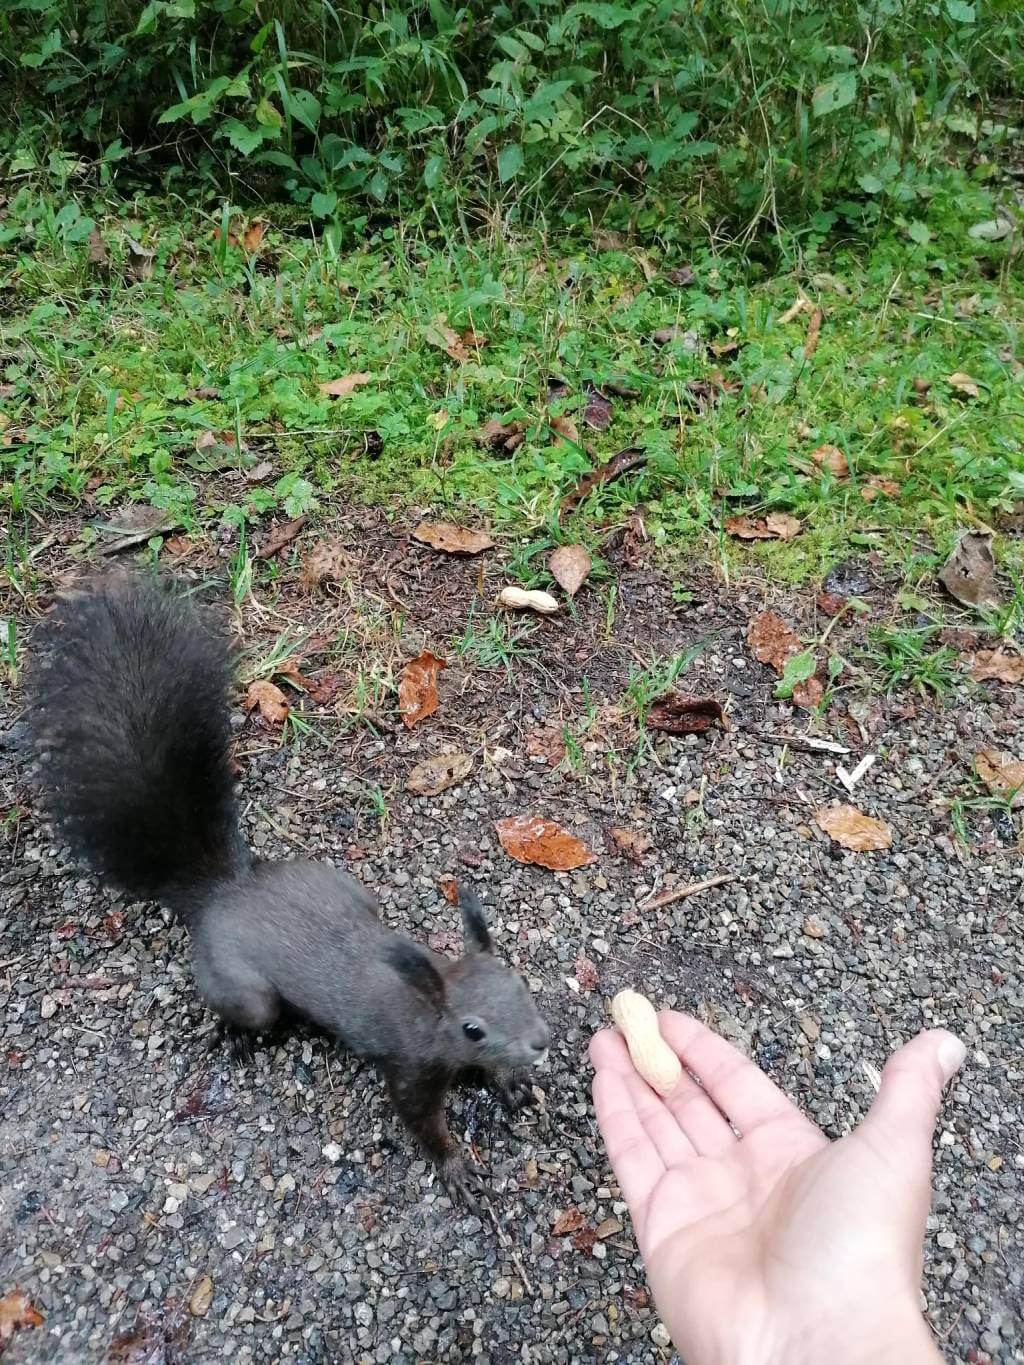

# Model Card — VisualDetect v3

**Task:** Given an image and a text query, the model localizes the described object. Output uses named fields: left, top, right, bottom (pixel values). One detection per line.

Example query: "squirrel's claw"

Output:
left=494, top=1074, right=537, bottom=1114
left=439, top=1155, right=486, bottom=1208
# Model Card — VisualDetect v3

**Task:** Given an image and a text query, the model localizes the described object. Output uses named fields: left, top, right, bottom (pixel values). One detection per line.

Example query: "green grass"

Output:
left=1, top=168, right=1022, bottom=599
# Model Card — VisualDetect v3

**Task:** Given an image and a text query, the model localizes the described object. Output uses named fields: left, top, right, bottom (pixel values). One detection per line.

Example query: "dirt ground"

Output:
left=1, top=509, right=1022, bottom=1364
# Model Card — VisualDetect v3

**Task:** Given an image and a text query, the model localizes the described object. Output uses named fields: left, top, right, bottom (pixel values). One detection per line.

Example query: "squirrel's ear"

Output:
left=458, top=887, right=492, bottom=955
left=388, top=943, right=446, bottom=1014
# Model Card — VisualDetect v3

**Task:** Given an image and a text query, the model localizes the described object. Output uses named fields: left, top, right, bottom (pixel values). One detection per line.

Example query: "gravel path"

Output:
left=1, top=527, right=1022, bottom=1364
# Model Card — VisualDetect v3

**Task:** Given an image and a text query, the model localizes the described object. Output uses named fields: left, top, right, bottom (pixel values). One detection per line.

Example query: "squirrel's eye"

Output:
left=462, top=1022, right=486, bottom=1042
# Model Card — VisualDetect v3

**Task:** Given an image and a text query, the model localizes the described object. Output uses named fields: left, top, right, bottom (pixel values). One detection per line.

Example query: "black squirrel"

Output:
left=29, top=575, right=550, bottom=1204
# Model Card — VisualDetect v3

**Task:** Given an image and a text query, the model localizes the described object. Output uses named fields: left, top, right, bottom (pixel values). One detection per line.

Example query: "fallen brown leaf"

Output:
left=814, top=804, right=892, bottom=851
left=583, top=385, right=613, bottom=431
left=425, top=315, right=478, bottom=363
left=948, top=371, right=981, bottom=399
left=817, top=591, right=847, bottom=616
left=526, top=728, right=566, bottom=768
left=549, top=544, right=592, bottom=597
left=793, top=677, right=825, bottom=708
left=478, top=419, right=525, bottom=455
left=575, top=954, right=599, bottom=993
left=560, top=447, right=647, bottom=516
left=710, top=338, right=740, bottom=358
left=242, top=221, right=266, bottom=253
left=725, top=513, right=802, bottom=541
left=319, top=373, right=372, bottom=399
left=810, top=443, right=849, bottom=478
left=938, top=530, right=1000, bottom=607
left=595, top=1216, right=624, bottom=1239
left=608, top=827, right=652, bottom=862
left=244, top=680, right=290, bottom=726
left=552, top=1207, right=587, bottom=1236
left=494, top=814, right=596, bottom=871
left=399, top=650, right=446, bottom=729
left=439, top=876, right=459, bottom=906
left=256, top=515, right=306, bottom=560
left=967, top=649, right=1024, bottom=684
left=646, top=693, right=729, bottom=734
left=550, top=413, right=580, bottom=446
left=299, top=538, right=350, bottom=591
left=412, top=521, right=494, bottom=556
left=804, top=306, right=824, bottom=359
left=975, top=749, right=1024, bottom=806
left=188, top=1275, right=214, bottom=1318
left=0, top=1290, right=45, bottom=1342
left=748, top=611, right=803, bottom=671
left=860, top=475, right=900, bottom=503
left=406, top=752, right=473, bottom=796
left=304, top=672, right=344, bottom=706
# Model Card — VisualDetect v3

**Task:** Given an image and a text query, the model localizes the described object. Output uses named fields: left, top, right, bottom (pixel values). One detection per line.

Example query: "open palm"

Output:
left=591, top=1011, right=964, bottom=1365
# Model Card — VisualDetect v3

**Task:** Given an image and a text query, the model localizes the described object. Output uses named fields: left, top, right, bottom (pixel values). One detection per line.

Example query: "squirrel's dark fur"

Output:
left=30, top=575, right=549, bottom=1203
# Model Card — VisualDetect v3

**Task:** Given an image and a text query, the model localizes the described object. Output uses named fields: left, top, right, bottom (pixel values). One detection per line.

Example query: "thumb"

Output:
left=862, top=1029, right=965, bottom=1158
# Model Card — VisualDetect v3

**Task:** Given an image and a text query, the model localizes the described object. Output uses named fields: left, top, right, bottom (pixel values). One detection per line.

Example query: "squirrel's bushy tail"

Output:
left=31, top=575, right=248, bottom=911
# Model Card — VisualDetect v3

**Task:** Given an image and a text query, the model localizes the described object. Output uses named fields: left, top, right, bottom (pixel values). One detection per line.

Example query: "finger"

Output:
left=664, top=1070, right=737, bottom=1156
left=591, top=1030, right=695, bottom=1164
left=658, top=1012, right=820, bottom=1137
left=860, top=1029, right=965, bottom=1164
left=592, top=1068, right=666, bottom=1212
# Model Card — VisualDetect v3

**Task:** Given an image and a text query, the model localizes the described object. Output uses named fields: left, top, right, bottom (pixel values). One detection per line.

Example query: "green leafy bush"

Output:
left=1, top=0, right=1021, bottom=228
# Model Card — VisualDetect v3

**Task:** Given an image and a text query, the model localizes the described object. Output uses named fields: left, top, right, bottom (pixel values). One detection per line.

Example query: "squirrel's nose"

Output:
left=531, top=1023, right=550, bottom=1055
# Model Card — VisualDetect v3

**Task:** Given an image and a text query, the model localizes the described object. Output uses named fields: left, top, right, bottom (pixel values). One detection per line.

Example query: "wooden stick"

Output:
left=639, top=872, right=739, bottom=911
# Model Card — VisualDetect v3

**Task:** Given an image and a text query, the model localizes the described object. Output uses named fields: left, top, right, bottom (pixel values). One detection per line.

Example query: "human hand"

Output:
left=590, top=1011, right=965, bottom=1365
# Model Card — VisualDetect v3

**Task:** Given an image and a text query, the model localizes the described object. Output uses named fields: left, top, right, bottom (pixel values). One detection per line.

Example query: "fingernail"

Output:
left=937, top=1035, right=966, bottom=1082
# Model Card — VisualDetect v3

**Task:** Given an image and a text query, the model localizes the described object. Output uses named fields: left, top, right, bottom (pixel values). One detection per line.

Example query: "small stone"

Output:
left=322, top=1143, right=344, bottom=1163
left=936, top=1231, right=957, bottom=1250
left=651, top=1322, right=672, bottom=1348
left=40, top=996, right=57, bottom=1019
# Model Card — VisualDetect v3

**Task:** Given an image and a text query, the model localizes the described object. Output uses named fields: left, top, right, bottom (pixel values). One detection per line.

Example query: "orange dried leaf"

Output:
left=809, top=443, right=849, bottom=478
left=575, top=953, right=599, bottom=993
left=319, top=372, right=372, bottom=399
left=412, top=521, right=494, bottom=556
left=803, top=306, right=824, bottom=359
left=0, top=1290, right=45, bottom=1341
left=550, top=413, right=580, bottom=446
left=725, top=513, right=801, bottom=541
left=860, top=475, right=900, bottom=503
left=814, top=804, right=892, bottom=852
left=608, top=826, right=652, bottom=862
left=975, top=749, right=1024, bottom=806
left=244, top=680, right=290, bottom=726
left=793, top=676, right=824, bottom=708
left=494, top=814, right=596, bottom=871
left=552, top=1207, right=587, bottom=1237
left=747, top=611, right=802, bottom=672
left=399, top=650, right=446, bottom=729
left=242, top=221, right=266, bottom=253
left=948, top=371, right=980, bottom=398
left=425, top=315, right=473, bottom=362
left=439, top=875, right=459, bottom=905
left=967, top=649, right=1024, bottom=685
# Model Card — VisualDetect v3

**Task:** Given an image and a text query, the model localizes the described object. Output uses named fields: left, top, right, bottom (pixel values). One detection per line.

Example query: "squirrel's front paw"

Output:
left=438, top=1154, right=486, bottom=1208
left=495, top=1074, right=537, bottom=1113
